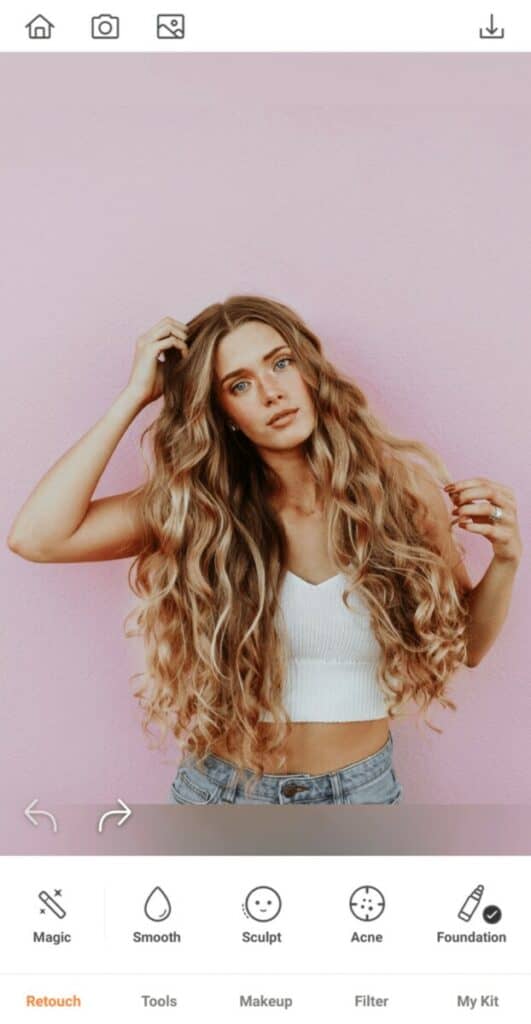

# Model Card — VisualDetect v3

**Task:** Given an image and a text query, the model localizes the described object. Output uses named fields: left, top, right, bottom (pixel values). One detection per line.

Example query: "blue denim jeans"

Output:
left=169, top=733, right=402, bottom=805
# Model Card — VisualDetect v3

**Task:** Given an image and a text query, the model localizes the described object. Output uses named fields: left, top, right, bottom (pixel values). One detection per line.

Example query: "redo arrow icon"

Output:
left=97, top=798, right=132, bottom=833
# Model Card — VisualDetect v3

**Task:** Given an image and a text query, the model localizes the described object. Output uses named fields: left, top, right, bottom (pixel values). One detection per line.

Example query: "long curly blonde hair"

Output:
left=126, top=295, right=469, bottom=789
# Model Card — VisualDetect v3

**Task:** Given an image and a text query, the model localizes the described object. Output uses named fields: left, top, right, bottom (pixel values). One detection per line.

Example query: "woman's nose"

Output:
left=261, top=373, right=284, bottom=400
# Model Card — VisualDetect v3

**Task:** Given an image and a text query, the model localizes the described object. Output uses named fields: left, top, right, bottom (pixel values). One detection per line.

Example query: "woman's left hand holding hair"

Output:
left=445, top=477, right=523, bottom=566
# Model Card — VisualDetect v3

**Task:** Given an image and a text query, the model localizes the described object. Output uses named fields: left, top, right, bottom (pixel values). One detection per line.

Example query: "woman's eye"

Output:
left=230, top=357, right=292, bottom=395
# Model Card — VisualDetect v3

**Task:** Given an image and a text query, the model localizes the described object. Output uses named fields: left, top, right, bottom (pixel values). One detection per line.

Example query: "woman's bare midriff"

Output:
left=210, top=718, right=390, bottom=775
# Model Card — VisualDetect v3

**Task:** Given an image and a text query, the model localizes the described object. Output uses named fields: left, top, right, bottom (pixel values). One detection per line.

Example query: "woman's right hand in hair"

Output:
left=124, top=317, right=189, bottom=408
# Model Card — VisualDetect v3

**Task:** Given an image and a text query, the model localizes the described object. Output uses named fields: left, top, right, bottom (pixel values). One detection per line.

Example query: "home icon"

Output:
left=25, top=14, right=55, bottom=39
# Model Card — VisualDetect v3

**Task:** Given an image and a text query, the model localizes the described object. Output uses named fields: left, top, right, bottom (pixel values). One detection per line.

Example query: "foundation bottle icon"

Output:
left=458, top=884, right=484, bottom=922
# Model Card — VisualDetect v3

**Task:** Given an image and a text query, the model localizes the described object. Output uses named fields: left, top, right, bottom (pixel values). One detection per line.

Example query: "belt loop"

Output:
left=219, top=761, right=240, bottom=804
left=329, top=770, right=344, bottom=805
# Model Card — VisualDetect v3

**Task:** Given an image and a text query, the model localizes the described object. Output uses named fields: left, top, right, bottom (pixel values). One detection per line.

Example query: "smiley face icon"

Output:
left=243, top=886, right=282, bottom=922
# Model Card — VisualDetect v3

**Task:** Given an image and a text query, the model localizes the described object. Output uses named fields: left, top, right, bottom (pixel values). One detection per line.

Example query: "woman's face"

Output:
left=214, top=321, right=316, bottom=449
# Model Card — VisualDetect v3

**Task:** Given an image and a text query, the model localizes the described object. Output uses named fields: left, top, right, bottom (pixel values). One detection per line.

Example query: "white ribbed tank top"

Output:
left=259, top=571, right=389, bottom=723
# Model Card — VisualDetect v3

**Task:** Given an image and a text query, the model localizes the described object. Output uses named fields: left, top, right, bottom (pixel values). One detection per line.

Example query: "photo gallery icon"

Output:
left=157, top=14, right=185, bottom=39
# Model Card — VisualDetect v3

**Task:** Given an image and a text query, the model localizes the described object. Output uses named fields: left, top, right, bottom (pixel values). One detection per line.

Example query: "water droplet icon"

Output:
left=144, top=886, right=172, bottom=922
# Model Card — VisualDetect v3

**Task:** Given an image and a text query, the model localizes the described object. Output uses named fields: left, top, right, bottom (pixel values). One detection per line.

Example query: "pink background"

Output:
left=1, top=55, right=529, bottom=807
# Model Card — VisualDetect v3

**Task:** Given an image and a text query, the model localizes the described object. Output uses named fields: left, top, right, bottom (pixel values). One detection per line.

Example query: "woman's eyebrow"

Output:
left=220, top=345, right=290, bottom=387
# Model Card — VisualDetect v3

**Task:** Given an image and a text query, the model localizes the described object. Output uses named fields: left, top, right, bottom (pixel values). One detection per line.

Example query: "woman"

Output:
left=7, top=295, right=522, bottom=805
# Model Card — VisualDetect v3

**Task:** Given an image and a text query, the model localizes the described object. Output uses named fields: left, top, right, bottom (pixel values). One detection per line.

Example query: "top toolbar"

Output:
left=0, top=2, right=525, bottom=52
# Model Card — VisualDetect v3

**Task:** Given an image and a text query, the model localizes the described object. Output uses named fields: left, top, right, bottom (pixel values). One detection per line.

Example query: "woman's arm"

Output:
left=7, top=390, right=147, bottom=561
left=459, top=556, right=519, bottom=667
left=411, top=464, right=474, bottom=595
left=7, top=316, right=189, bottom=563
left=444, top=476, right=522, bottom=667
left=412, top=466, right=522, bottom=667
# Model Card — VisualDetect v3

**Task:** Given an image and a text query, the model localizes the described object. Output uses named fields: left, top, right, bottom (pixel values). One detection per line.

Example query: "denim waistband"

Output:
left=196, top=733, right=394, bottom=803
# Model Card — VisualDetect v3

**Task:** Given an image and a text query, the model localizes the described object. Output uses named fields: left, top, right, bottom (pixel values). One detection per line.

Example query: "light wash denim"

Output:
left=169, top=733, right=402, bottom=805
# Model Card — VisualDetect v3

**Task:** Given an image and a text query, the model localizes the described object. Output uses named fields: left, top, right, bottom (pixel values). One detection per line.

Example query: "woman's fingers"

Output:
left=151, top=318, right=189, bottom=360
left=451, top=500, right=511, bottom=519
left=156, top=337, right=188, bottom=361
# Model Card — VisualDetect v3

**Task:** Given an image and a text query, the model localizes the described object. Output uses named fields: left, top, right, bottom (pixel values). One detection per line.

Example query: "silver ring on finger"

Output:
left=489, top=503, right=503, bottom=522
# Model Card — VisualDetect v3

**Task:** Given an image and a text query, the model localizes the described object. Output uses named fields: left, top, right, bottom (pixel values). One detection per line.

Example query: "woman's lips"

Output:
left=269, top=409, right=298, bottom=428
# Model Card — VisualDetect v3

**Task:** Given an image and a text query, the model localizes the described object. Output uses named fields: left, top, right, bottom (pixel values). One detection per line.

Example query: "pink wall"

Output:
left=1, top=55, right=529, bottom=805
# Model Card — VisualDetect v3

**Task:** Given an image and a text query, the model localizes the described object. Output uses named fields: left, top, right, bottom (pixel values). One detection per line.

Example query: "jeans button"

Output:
left=283, top=783, right=306, bottom=798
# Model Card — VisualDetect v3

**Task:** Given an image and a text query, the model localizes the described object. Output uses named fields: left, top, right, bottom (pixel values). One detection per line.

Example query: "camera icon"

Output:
left=91, top=13, right=120, bottom=39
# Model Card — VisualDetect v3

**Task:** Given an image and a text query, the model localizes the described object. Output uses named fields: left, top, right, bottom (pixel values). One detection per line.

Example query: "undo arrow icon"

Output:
left=24, top=799, right=58, bottom=832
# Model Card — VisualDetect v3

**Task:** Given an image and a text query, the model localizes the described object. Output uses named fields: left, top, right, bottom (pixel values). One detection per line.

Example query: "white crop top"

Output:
left=259, top=571, right=389, bottom=723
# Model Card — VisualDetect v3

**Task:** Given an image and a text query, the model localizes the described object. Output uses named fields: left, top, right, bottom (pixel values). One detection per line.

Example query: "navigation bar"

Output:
left=0, top=2, right=522, bottom=52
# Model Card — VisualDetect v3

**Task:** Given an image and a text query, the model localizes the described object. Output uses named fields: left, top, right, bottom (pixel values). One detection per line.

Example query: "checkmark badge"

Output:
left=482, top=904, right=502, bottom=924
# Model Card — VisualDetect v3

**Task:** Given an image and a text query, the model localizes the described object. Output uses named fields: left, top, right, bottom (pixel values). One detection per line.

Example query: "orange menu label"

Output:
left=26, top=994, right=82, bottom=1007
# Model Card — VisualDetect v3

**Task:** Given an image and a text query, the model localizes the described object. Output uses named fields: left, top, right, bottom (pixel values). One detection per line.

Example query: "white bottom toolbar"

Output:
left=1, top=856, right=530, bottom=1021
left=2, top=974, right=531, bottom=1022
